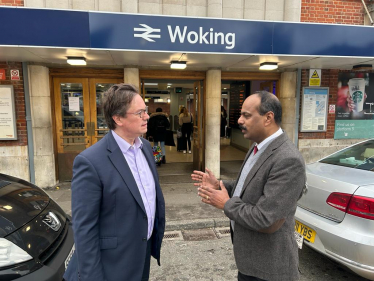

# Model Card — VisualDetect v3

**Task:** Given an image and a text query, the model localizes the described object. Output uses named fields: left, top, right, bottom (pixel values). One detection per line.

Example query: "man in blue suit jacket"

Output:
left=64, top=84, right=165, bottom=281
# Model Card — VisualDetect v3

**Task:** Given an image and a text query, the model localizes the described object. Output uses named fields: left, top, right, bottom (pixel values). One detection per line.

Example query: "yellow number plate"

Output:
left=295, top=220, right=316, bottom=243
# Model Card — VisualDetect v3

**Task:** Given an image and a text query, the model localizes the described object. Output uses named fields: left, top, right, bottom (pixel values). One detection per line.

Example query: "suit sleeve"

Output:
left=222, top=179, right=236, bottom=196
left=223, top=156, right=305, bottom=231
left=71, top=154, right=105, bottom=281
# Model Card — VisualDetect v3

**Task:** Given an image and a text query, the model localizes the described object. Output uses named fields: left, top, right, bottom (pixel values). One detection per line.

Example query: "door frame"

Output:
left=50, top=68, right=124, bottom=181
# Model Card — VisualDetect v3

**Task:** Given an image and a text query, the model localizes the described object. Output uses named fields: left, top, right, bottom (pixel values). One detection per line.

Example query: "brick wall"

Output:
left=0, top=0, right=24, bottom=6
left=0, top=62, right=27, bottom=146
left=301, top=0, right=367, bottom=25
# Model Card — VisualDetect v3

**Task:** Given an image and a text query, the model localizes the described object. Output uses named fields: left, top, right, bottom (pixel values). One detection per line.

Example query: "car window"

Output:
left=319, top=140, right=374, bottom=172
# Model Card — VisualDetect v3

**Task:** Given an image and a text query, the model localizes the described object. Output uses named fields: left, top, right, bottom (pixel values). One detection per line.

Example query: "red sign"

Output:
left=10, top=69, right=20, bottom=80
left=0, top=69, right=5, bottom=80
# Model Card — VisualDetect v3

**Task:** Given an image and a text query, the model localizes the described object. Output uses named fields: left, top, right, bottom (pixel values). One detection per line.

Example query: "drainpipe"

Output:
left=362, top=0, right=374, bottom=25
left=22, top=63, right=35, bottom=184
left=295, top=69, right=301, bottom=148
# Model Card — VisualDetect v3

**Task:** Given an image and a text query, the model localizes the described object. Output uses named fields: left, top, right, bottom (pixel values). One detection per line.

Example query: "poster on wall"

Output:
left=334, top=73, right=374, bottom=139
left=300, top=87, right=329, bottom=132
left=0, top=85, right=17, bottom=140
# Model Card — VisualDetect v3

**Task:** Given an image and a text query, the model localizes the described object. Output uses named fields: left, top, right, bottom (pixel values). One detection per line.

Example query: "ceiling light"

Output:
left=170, top=61, right=187, bottom=69
left=259, top=62, right=278, bottom=71
left=67, top=57, right=86, bottom=66
left=352, top=64, right=372, bottom=71
left=144, top=83, right=158, bottom=86
left=167, top=98, right=171, bottom=103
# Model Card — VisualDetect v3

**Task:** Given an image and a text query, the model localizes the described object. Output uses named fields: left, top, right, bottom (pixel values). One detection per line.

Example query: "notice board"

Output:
left=0, top=85, right=17, bottom=140
left=300, top=87, right=329, bottom=132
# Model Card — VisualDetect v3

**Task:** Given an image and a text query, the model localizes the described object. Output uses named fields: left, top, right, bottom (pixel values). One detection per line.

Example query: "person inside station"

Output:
left=179, top=107, right=193, bottom=154
left=148, top=107, right=170, bottom=163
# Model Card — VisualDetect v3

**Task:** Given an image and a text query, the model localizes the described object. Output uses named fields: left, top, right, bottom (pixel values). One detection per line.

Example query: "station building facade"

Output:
left=1, top=0, right=374, bottom=188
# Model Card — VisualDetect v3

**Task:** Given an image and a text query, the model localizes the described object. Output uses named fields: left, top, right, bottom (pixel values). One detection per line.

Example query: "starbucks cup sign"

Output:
left=348, top=78, right=365, bottom=112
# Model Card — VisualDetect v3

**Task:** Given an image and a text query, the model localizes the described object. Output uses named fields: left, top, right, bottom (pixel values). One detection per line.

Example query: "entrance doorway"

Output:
left=220, top=78, right=280, bottom=155
left=140, top=79, right=204, bottom=170
left=53, top=78, right=122, bottom=181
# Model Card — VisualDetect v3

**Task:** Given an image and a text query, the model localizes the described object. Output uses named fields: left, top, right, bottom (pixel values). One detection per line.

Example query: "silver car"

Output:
left=295, top=139, right=374, bottom=280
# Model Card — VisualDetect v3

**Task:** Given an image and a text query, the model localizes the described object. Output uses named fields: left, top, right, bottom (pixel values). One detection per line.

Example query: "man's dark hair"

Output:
left=254, top=91, right=282, bottom=125
left=156, top=108, right=162, bottom=112
left=102, top=83, right=139, bottom=130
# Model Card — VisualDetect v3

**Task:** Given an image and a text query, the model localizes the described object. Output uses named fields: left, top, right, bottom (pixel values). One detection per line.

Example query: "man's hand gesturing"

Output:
left=191, top=168, right=220, bottom=190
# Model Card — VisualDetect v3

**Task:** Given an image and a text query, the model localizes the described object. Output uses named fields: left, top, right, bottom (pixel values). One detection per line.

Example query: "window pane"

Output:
left=319, top=140, right=374, bottom=171
left=60, top=83, right=86, bottom=152
left=96, top=83, right=113, bottom=138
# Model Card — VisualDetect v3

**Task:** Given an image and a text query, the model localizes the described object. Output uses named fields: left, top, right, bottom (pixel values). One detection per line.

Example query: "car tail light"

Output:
left=326, top=192, right=351, bottom=212
left=347, top=195, right=374, bottom=220
left=326, top=192, right=374, bottom=220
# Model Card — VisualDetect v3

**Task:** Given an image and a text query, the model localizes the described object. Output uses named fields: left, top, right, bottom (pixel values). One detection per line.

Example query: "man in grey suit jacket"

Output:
left=64, top=84, right=165, bottom=281
left=192, top=91, right=305, bottom=281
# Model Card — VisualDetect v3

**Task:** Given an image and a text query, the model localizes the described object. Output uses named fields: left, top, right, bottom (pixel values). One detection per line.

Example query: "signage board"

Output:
left=300, top=87, right=329, bottom=132
left=334, top=72, right=374, bottom=139
left=309, top=69, right=321, bottom=86
left=0, top=69, right=5, bottom=80
left=2, top=8, right=374, bottom=57
left=10, top=69, right=20, bottom=80
left=0, top=85, right=17, bottom=140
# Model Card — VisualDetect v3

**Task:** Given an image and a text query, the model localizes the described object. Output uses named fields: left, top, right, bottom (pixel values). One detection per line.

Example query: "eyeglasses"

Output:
left=127, top=107, right=148, bottom=118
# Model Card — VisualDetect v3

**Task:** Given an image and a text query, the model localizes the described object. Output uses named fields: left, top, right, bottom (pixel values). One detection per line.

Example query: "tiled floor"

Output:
left=154, top=135, right=247, bottom=163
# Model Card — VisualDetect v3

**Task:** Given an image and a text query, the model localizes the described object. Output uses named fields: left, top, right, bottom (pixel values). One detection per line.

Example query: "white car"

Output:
left=295, top=139, right=374, bottom=280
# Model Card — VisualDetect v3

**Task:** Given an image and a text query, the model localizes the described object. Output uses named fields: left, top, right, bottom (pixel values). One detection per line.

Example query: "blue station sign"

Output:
left=1, top=7, right=374, bottom=57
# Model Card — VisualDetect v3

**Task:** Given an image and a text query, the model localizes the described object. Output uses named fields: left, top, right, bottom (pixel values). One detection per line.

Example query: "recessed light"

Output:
left=67, top=57, right=86, bottom=66
left=259, top=62, right=278, bottom=71
left=170, top=61, right=187, bottom=69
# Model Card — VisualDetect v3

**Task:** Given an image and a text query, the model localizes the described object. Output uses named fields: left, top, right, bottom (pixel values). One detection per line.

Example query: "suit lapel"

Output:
left=239, top=133, right=288, bottom=197
left=106, top=132, right=147, bottom=215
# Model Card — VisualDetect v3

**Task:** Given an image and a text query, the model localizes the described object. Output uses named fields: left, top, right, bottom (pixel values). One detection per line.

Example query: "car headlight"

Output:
left=0, top=238, right=33, bottom=268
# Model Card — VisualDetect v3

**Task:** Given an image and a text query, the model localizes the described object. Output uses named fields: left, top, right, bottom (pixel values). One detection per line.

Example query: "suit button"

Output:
left=143, top=216, right=147, bottom=220
left=143, top=238, right=147, bottom=241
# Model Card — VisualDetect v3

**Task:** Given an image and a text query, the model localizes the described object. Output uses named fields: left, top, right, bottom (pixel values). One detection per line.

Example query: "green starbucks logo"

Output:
left=352, top=91, right=363, bottom=103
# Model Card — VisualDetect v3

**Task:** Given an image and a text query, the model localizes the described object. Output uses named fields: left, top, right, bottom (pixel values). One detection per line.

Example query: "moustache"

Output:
left=239, top=125, right=247, bottom=131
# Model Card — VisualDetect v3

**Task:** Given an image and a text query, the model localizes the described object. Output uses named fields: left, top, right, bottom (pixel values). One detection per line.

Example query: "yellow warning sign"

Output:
left=309, top=69, right=321, bottom=87
left=311, top=70, right=319, bottom=78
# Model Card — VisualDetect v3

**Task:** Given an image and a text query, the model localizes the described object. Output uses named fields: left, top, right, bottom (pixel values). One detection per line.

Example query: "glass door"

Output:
left=89, top=79, right=122, bottom=145
left=54, top=78, right=122, bottom=181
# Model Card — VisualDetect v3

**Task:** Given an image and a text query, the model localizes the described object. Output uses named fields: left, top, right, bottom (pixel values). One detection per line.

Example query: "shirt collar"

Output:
left=256, top=127, right=283, bottom=151
left=111, top=130, right=143, bottom=154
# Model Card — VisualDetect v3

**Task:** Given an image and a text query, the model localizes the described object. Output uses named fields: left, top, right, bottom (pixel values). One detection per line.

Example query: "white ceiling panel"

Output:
left=0, top=47, right=47, bottom=62
left=0, top=46, right=373, bottom=71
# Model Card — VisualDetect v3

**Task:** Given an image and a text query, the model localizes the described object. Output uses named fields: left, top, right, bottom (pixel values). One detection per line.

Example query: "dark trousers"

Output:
left=238, top=271, right=266, bottom=281
left=181, top=123, right=192, bottom=151
left=141, top=239, right=152, bottom=281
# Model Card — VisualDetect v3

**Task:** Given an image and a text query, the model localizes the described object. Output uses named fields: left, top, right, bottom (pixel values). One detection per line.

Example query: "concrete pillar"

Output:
left=205, top=69, right=221, bottom=178
left=265, top=0, right=284, bottom=21
left=279, top=71, right=297, bottom=144
left=122, top=0, right=138, bottom=13
left=28, top=65, right=56, bottom=188
left=124, top=67, right=140, bottom=91
left=284, top=0, right=301, bottom=22
left=244, top=0, right=265, bottom=20
left=207, top=0, right=222, bottom=18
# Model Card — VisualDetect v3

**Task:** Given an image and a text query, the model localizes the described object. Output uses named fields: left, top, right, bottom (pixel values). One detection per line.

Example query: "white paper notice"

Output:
left=0, top=86, right=17, bottom=139
left=68, top=97, right=80, bottom=111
